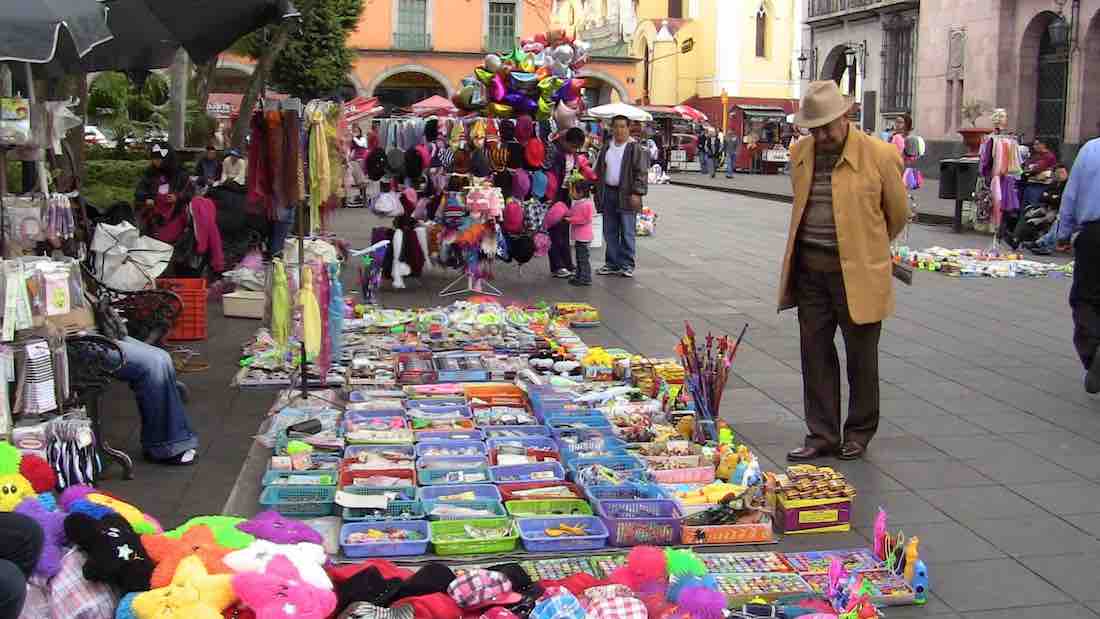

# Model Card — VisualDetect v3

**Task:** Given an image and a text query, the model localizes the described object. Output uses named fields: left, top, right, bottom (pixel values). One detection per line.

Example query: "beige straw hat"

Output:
left=794, top=81, right=853, bottom=128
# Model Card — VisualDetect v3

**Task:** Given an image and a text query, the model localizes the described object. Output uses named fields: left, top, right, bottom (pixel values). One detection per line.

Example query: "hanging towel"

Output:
left=271, top=260, right=290, bottom=349
left=328, top=262, right=344, bottom=363
left=189, top=196, right=225, bottom=272
left=299, top=264, right=322, bottom=359
left=308, top=105, right=332, bottom=234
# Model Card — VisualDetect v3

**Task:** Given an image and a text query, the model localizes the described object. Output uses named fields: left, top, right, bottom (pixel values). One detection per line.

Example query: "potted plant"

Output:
left=958, top=99, right=992, bottom=156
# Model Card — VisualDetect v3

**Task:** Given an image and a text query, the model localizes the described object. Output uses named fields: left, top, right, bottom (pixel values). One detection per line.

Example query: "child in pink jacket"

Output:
left=566, top=181, right=596, bottom=286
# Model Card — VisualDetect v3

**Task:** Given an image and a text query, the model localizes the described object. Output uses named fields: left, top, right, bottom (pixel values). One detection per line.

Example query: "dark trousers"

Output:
left=0, top=513, right=43, bottom=619
left=574, top=241, right=591, bottom=283
left=1071, top=222, right=1100, bottom=370
left=796, top=262, right=883, bottom=449
left=548, top=220, right=573, bottom=272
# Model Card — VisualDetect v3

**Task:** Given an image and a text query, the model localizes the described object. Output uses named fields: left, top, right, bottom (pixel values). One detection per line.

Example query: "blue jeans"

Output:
left=700, top=153, right=711, bottom=175
left=1037, top=225, right=1059, bottom=249
left=601, top=185, right=637, bottom=271
left=726, top=152, right=736, bottom=176
left=113, top=337, right=198, bottom=459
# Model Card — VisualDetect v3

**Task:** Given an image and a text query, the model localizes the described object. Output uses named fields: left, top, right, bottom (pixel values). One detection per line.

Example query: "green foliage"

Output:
left=82, top=159, right=147, bottom=209
left=235, top=0, right=364, bottom=100
left=87, top=72, right=171, bottom=143
left=86, top=145, right=147, bottom=161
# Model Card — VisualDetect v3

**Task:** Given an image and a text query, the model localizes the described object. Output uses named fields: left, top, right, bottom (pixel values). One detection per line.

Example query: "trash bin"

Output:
left=939, top=159, right=958, bottom=199
left=955, top=158, right=979, bottom=200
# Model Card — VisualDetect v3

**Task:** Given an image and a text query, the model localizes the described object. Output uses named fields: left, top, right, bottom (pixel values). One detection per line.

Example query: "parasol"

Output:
left=587, top=103, right=653, bottom=122
left=0, top=0, right=113, bottom=64
left=674, top=105, right=708, bottom=123
left=410, top=95, right=458, bottom=117
left=89, top=221, right=173, bottom=291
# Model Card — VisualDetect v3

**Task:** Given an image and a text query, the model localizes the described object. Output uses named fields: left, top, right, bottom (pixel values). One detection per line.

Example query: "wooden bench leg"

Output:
left=89, top=398, right=134, bottom=480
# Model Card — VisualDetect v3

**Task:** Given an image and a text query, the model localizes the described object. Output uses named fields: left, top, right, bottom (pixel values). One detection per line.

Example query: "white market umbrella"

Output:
left=588, top=103, right=653, bottom=122
left=90, top=221, right=173, bottom=291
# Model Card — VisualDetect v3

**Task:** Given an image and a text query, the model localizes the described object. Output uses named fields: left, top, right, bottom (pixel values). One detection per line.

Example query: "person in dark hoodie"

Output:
left=194, top=144, right=222, bottom=185
left=134, top=142, right=192, bottom=244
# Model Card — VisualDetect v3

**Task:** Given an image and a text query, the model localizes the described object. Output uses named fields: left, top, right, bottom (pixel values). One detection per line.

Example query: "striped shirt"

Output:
left=798, top=149, right=841, bottom=253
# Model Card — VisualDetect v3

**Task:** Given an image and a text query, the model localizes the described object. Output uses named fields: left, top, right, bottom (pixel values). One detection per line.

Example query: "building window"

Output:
left=755, top=7, right=767, bottom=58
left=487, top=1, right=517, bottom=51
left=668, top=0, right=682, bottom=18
left=395, top=0, right=430, bottom=50
left=881, top=14, right=916, bottom=113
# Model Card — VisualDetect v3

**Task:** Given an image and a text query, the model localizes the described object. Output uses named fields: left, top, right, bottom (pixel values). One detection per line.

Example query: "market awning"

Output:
left=409, top=94, right=458, bottom=117
left=735, top=105, right=788, bottom=120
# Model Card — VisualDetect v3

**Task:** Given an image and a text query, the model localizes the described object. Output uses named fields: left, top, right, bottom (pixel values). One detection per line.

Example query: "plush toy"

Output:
left=223, top=540, right=332, bottom=591
left=61, top=484, right=162, bottom=534
left=142, top=524, right=234, bottom=588
left=665, top=548, right=706, bottom=579
left=233, top=555, right=337, bottom=619
left=127, top=555, right=237, bottom=619
left=237, top=510, right=323, bottom=546
left=609, top=546, right=667, bottom=593
left=19, top=452, right=56, bottom=494
left=14, top=497, right=66, bottom=578
left=167, top=516, right=257, bottom=549
left=64, top=512, right=154, bottom=593
left=672, top=584, right=728, bottom=619
left=0, top=442, right=36, bottom=512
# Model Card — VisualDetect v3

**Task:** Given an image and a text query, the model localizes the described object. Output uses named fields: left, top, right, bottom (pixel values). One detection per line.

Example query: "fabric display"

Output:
left=976, top=132, right=1023, bottom=230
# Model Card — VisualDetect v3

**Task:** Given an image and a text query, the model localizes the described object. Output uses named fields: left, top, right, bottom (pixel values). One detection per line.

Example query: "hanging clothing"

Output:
left=189, top=196, right=225, bottom=272
left=308, top=104, right=333, bottom=233
left=298, top=264, right=321, bottom=359
left=271, top=260, right=290, bottom=349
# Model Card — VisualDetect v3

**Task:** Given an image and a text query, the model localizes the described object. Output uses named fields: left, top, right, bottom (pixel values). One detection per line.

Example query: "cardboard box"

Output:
left=222, top=290, right=265, bottom=319
left=776, top=495, right=852, bottom=534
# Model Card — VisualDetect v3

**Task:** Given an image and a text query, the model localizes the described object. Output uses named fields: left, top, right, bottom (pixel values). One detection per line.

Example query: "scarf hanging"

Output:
left=298, top=264, right=321, bottom=359
left=308, top=105, right=332, bottom=234
left=265, top=110, right=287, bottom=218
left=271, top=260, right=290, bottom=349
left=314, top=260, right=331, bottom=378
left=246, top=112, right=270, bottom=216
left=328, top=262, right=344, bottom=363
left=283, top=109, right=304, bottom=205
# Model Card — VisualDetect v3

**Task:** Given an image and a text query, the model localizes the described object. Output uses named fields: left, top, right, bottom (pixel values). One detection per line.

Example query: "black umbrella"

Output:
left=0, top=0, right=114, bottom=64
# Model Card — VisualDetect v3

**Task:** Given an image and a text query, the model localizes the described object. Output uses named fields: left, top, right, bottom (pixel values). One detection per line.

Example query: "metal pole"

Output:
left=25, top=64, right=49, bottom=196
left=169, top=48, right=189, bottom=149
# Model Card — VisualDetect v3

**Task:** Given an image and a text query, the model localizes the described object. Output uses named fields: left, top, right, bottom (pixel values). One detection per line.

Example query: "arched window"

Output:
left=755, top=6, right=767, bottom=58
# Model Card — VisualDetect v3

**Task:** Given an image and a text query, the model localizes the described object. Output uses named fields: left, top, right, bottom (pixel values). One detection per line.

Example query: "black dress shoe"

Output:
left=787, top=446, right=833, bottom=462
left=837, top=442, right=866, bottom=460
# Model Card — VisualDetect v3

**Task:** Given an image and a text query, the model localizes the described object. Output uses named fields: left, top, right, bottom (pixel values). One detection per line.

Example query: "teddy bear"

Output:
left=64, top=512, right=154, bottom=593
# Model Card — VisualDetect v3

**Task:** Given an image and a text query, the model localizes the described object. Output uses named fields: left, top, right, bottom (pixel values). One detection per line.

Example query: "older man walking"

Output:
left=778, top=81, right=910, bottom=461
left=596, top=115, right=650, bottom=278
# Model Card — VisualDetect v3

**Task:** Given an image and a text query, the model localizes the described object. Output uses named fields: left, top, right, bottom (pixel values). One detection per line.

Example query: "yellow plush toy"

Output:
left=0, top=442, right=35, bottom=511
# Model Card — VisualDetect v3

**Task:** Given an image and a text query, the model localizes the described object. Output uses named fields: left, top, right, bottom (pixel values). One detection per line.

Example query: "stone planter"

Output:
left=958, top=127, right=993, bottom=156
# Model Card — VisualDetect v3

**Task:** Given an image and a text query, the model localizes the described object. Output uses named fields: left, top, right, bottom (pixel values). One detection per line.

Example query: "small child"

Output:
left=566, top=180, right=596, bottom=286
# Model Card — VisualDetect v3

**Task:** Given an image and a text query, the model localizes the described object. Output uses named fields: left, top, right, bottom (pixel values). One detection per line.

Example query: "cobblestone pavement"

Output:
left=104, top=184, right=1096, bottom=618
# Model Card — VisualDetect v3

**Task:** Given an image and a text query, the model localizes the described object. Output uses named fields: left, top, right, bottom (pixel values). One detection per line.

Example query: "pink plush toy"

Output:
left=232, top=555, right=336, bottom=619
left=543, top=201, right=568, bottom=229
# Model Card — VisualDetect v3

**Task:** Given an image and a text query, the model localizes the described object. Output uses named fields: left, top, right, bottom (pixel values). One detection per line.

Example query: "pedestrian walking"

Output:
left=1055, top=137, right=1100, bottom=393
left=697, top=126, right=710, bottom=175
left=778, top=81, right=910, bottom=461
left=546, top=127, right=595, bottom=278
left=706, top=131, right=722, bottom=178
left=595, top=115, right=650, bottom=278
left=723, top=129, right=739, bottom=178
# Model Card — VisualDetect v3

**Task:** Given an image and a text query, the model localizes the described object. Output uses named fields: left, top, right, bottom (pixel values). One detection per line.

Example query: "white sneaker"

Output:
left=597, top=265, right=620, bottom=275
left=620, top=269, right=634, bottom=278
left=553, top=269, right=574, bottom=278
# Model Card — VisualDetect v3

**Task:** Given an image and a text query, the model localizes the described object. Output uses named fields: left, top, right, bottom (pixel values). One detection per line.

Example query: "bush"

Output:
left=86, top=144, right=147, bottom=161
left=82, top=159, right=146, bottom=210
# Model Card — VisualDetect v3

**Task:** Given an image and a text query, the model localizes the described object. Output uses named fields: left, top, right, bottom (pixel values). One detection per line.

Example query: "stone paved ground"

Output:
left=102, top=184, right=1097, bottom=618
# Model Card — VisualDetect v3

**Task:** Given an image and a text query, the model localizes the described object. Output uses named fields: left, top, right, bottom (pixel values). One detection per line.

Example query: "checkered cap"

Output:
left=529, top=588, right=586, bottom=619
left=447, top=569, right=516, bottom=609
left=338, top=602, right=416, bottom=619
left=582, top=585, right=635, bottom=604
left=586, top=596, right=648, bottom=619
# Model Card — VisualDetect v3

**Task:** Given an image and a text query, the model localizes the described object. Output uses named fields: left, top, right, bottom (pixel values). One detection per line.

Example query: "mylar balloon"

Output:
left=538, top=76, right=564, bottom=98
left=551, top=61, right=572, bottom=79
left=553, top=100, right=579, bottom=129
left=503, top=92, right=526, bottom=108
left=484, top=54, right=503, bottom=73
left=537, top=96, right=554, bottom=121
left=551, top=45, right=575, bottom=66
left=490, top=74, right=507, bottom=102
left=535, top=66, right=551, bottom=80
left=488, top=102, right=514, bottom=118
left=475, top=67, right=494, bottom=84
left=520, top=57, right=535, bottom=73
left=524, top=42, right=545, bottom=54
left=517, top=96, right=539, bottom=115
left=510, top=72, right=538, bottom=93
left=554, top=79, right=576, bottom=102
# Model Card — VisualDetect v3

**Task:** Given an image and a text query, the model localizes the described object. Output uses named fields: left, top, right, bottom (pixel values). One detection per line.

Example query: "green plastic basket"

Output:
left=429, top=518, right=519, bottom=556
left=504, top=499, right=594, bottom=518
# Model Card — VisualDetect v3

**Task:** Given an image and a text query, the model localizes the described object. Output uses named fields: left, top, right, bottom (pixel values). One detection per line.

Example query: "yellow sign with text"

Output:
left=799, top=509, right=840, bottom=524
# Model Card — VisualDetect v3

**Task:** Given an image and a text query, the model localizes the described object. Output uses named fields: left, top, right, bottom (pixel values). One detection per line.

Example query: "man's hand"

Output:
left=144, top=199, right=154, bottom=207
left=628, top=194, right=642, bottom=210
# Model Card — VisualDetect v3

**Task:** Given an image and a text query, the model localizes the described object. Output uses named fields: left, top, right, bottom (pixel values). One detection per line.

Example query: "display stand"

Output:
left=439, top=272, right=502, bottom=297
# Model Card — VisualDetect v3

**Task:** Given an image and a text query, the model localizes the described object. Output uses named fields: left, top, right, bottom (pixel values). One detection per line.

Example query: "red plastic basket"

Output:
left=498, top=481, right=583, bottom=502
left=157, top=278, right=207, bottom=341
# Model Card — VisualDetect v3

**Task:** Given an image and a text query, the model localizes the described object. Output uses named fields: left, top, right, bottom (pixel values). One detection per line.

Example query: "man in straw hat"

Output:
left=779, top=81, right=910, bottom=461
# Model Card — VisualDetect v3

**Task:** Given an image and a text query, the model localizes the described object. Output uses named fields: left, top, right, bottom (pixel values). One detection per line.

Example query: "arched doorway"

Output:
left=578, top=71, right=629, bottom=106
left=372, top=71, right=448, bottom=112
left=820, top=44, right=856, bottom=96
left=1080, top=11, right=1100, bottom=142
left=1019, top=11, right=1068, bottom=149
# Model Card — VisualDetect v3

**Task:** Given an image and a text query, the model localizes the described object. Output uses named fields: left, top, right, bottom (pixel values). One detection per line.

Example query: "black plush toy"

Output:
left=64, top=512, right=154, bottom=593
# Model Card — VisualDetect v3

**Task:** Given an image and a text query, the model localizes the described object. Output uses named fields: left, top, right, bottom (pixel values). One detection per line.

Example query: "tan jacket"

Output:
left=777, top=126, right=910, bottom=325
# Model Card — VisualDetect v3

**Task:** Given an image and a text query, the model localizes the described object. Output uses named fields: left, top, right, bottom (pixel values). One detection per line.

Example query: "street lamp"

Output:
left=797, top=50, right=808, bottom=78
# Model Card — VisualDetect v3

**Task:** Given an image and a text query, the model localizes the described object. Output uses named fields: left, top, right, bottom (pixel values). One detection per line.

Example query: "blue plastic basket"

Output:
left=340, top=521, right=431, bottom=557
left=259, top=485, right=336, bottom=517
left=338, top=483, right=418, bottom=501
left=516, top=516, right=609, bottom=552
left=484, top=425, right=551, bottom=438
left=567, top=455, right=647, bottom=477
left=560, top=440, right=629, bottom=462
left=342, top=500, right=424, bottom=522
left=488, top=436, right=559, bottom=452
left=544, top=413, right=610, bottom=428
left=490, top=462, right=566, bottom=483
left=550, top=426, right=617, bottom=443
left=344, top=444, right=415, bottom=462
left=416, top=429, right=485, bottom=442
left=416, top=455, right=490, bottom=485
left=418, top=484, right=502, bottom=502
left=595, top=499, right=683, bottom=547
left=584, top=483, right=669, bottom=502
left=423, top=499, right=507, bottom=520
left=415, top=440, right=487, bottom=458
left=261, top=468, right=339, bottom=487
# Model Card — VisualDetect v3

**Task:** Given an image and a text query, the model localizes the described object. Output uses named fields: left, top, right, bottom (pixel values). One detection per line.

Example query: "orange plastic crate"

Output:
left=157, top=278, right=208, bottom=341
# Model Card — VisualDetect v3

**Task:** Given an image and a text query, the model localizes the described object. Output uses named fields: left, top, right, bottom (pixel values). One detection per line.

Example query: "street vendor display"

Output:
left=893, top=245, right=1073, bottom=278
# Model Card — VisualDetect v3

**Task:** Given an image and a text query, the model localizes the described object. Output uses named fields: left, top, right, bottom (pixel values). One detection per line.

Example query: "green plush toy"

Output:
left=165, top=516, right=255, bottom=549
left=665, top=547, right=707, bottom=578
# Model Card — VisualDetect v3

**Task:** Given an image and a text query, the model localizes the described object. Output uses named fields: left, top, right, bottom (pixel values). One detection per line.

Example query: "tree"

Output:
left=87, top=72, right=170, bottom=151
left=228, top=0, right=363, bottom=147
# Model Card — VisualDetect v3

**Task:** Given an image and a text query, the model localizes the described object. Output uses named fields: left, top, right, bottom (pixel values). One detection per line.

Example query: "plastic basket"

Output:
left=648, top=466, right=716, bottom=484
left=261, top=467, right=338, bottom=487
left=498, top=481, right=584, bottom=502
left=338, top=482, right=417, bottom=502
left=584, top=483, right=668, bottom=502
left=415, top=440, right=487, bottom=458
left=423, top=500, right=507, bottom=520
left=484, top=425, right=551, bottom=439
left=416, top=429, right=485, bottom=442
left=416, top=456, right=490, bottom=485
left=340, top=521, right=431, bottom=558
left=342, top=500, right=424, bottom=522
left=550, top=426, right=617, bottom=443
left=339, top=466, right=417, bottom=489
left=567, top=456, right=648, bottom=480
left=258, top=485, right=336, bottom=517
left=157, top=278, right=207, bottom=341
left=545, top=413, right=610, bottom=429
left=595, top=499, right=683, bottom=546
left=560, top=439, right=629, bottom=462
left=343, top=444, right=415, bottom=466
left=490, top=462, right=565, bottom=484
left=419, top=484, right=502, bottom=502
left=516, top=516, right=609, bottom=552
left=489, top=448, right=561, bottom=466
left=487, top=435, right=558, bottom=451
left=430, top=518, right=518, bottom=556
left=504, top=499, right=593, bottom=517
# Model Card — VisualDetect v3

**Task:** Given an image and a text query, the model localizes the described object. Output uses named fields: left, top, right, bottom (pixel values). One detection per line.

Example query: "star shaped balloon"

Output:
left=130, top=555, right=236, bottom=619
left=141, top=525, right=233, bottom=589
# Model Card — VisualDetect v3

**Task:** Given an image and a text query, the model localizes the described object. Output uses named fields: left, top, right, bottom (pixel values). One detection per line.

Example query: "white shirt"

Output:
left=219, top=157, right=247, bottom=186
left=604, top=140, right=628, bottom=186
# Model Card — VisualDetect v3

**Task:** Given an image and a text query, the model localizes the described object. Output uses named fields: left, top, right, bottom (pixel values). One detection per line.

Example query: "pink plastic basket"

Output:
left=648, top=466, right=716, bottom=484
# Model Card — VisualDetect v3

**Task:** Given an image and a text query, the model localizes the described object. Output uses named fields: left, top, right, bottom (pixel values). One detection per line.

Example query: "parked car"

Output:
left=672, top=133, right=698, bottom=161
left=84, top=125, right=115, bottom=147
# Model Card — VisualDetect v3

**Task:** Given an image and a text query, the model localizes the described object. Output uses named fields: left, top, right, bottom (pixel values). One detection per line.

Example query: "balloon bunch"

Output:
left=453, top=29, right=591, bottom=128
